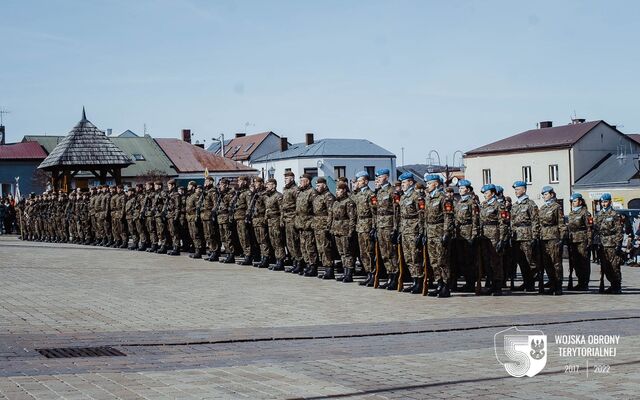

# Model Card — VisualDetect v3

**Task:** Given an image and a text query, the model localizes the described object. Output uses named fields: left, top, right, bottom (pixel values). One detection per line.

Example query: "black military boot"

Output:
left=272, top=259, right=285, bottom=271
left=342, top=267, right=354, bottom=283
left=189, top=250, right=202, bottom=259
left=285, top=260, right=297, bottom=273
left=554, top=281, right=563, bottom=296
left=156, top=245, right=167, bottom=254
left=137, top=242, right=148, bottom=251
left=120, top=241, right=129, bottom=249
left=258, top=256, right=269, bottom=268
left=573, top=282, right=589, bottom=291
left=128, top=243, right=137, bottom=250
left=411, top=278, right=423, bottom=294
left=304, top=264, right=318, bottom=277
left=239, top=255, right=252, bottom=266
left=222, top=253, right=235, bottom=263
left=429, top=280, right=443, bottom=297
left=492, top=281, right=503, bottom=296
left=146, top=244, right=158, bottom=252
left=207, top=251, right=220, bottom=262
left=379, top=273, right=397, bottom=290
left=359, top=272, right=373, bottom=286
left=612, top=280, right=622, bottom=294
left=319, top=267, right=335, bottom=280
left=403, top=278, right=419, bottom=293
left=167, top=246, right=180, bottom=256
left=438, top=283, right=451, bottom=298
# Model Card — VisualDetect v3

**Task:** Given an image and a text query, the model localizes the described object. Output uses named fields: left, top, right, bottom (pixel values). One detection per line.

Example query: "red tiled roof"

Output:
left=627, top=134, right=640, bottom=145
left=465, top=120, right=603, bottom=156
left=0, top=141, right=48, bottom=160
left=221, top=132, right=273, bottom=160
left=155, top=138, right=255, bottom=173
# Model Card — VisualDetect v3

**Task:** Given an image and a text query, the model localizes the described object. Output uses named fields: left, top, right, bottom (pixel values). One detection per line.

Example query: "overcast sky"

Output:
left=2, top=0, right=639, bottom=165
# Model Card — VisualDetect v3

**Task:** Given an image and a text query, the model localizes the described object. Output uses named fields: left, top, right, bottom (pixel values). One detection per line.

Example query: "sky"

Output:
left=2, top=0, right=640, bottom=165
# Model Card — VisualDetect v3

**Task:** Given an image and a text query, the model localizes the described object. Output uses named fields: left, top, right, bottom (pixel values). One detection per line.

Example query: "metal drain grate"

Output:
left=36, top=346, right=126, bottom=359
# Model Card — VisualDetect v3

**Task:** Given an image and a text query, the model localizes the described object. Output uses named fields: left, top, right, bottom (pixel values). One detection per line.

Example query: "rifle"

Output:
left=475, top=236, right=483, bottom=295
left=228, top=190, right=240, bottom=226
left=534, top=239, right=544, bottom=294
left=397, top=235, right=404, bottom=292
left=566, top=236, right=574, bottom=290
left=421, top=234, right=429, bottom=295
left=211, top=189, right=221, bottom=222
left=246, top=190, right=259, bottom=225
left=373, top=236, right=381, bottom=288
left=196, top=191, right=204, bottom=222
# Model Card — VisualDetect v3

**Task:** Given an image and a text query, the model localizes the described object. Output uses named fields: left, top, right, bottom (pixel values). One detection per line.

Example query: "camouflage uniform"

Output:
left=510, top=196, right=540, bottom=290
left=423, top=189, right=454, bottom=284
left=264, top=188, right=285, bottom=262
left=165, top=187, right=181, bottom=250
left=398, top=185, right=423, bottom=278
left=595, top=207, right=624, bottom=291
left=353, top=185, right=375, bottom=273
left=282, top=181, right=302, bottom=264
left=330, top=192, right=357, bottom=270
left=312, top=188, right=335, bottom=268
left=479, top=198, right=508, bottom=286
left=295, top=185, right=318, bottom=268
left=143, top=189, right=158, bottom=249
left=201, top=185, right=221, bottom=257
left=186, top=189, right=202, bottom=251
left=374, top=183, right=399, bottom=274
left=234, top=187, right=252, bottom=258
left=453, top=194, right=480, bottom=289
left=110, top=191, right=123, bottom=245
left=154, top=188, right=168, bottom=249
left=539, top=198, right=567, bottom=289
left=567, top=206, right=593, bottom=288
left=125, top=192, right=139, bottom=248
left=217, top=187, right=235, bottom=255
left=250, top=189, right=271, bottom=264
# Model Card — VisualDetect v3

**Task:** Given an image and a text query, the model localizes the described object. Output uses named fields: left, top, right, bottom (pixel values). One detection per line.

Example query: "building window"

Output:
left=522, top=166, right=532, bottom=184
left=482, top=169, right=491, bottom=185
left=244, top=143, right=254, bottom=153
left=365, top=166, right=375, bottom=179
left=334, top=166, right=346, bottom=178
left=303, top=168, right=318, bottom=178
left=549, top=164, right=559, bottom=183
left=132, top=153, right=145, bottom=161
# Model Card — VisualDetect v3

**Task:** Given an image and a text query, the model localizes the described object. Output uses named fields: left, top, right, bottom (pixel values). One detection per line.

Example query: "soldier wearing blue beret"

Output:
left=538, top=186, right=567, bottom=295
left=510, top=180, right=540, bottom=292
left=594, top=193, right=623, bottom=294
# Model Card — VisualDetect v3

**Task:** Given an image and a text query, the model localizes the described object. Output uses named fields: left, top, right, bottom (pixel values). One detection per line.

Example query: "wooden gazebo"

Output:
left=38, top=108, right=134, bottom=191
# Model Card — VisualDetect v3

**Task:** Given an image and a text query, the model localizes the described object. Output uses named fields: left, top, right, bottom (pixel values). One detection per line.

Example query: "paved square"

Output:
left=1, top=235, right=639, bottom=399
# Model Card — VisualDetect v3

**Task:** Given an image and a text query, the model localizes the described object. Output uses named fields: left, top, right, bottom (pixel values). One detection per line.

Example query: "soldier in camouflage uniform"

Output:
left=510, top=181, right=540, bottom=292
left=153, top=181, right=169, bottom=254
left=567, top=193, right=593, bottom=290
left=216, top=179, right=235, bottom=263
left=55, top=192, right=68, bottom=243
left=125, top=186, right=139, bottom=250
left=248, top=177, right=271, bottom=268
left=424, top=174, right=455, bottom=298
left=329, top=181, right=357, bottom=282
left=115, top=185, right=129, bottom=248
left=66, top=192, right=78, bottom=243
left=263, top=178, right=286, bottom=271
left=353, top=171, right=376, bottom=286
left=594, top=193, right=624, bottom=294
left=185, top=181, right=203, bottom=259
left=201, top=176, right=221, bottom=262
left=165, top=179, right=182, bottom=256
left=479, top=184, right=509, bottom=296
left=374, top=168, right=400, bottom=290
left=232, top=176, right=253, bottom=265
left=538, top=186, right=567, bottom=295
left=310, top=177, right=335, bottom=278
left=396, top=172, right=424, bottom=294
left=132, top=184, right=146, bottom=250
left=143, top=182, right=158, bottom=252
left=452, top=179, right=480, bottom=292
left=178, top=185, right=191, bottom=252
left=295, top=174, right=318, bottom=275
left=282, top=172, right=303, bottom=273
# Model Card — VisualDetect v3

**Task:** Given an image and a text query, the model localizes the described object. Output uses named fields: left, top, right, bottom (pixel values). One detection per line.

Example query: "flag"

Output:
left=14, top=176, right=22, bottom=202
left=204, top=168, right=209, bottom=178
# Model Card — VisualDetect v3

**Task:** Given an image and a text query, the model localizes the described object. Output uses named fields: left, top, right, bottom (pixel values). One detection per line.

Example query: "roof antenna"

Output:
left=143, top=123, right=148, bottom=135
left=0, top=107, right=11, bottom=125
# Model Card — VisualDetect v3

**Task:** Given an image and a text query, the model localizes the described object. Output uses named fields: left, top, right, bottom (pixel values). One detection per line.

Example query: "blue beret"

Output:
left=512, top=180, right=527, bottom=188
left=375, top=168, right=390, bottom=177
left=457, top=179, right=471, bottom=188
left=495, top=185, right=504, bottom=194
left=399, top=172, right=414, bottom=181
left=570, top=193, right=583, bottom=201
left=600, top=193, right=612, bottom=201
left=481, top=184, right=496, bottom=193
left=424, top=174, right=443, bottom=183
left=541, top=186, right=554, bottom=194
left=355, top=171, right=369, bottom=179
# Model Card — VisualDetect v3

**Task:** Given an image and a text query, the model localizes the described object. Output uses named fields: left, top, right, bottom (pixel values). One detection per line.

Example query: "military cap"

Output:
left=253, top=177, right=264, bottom=183
left=416, top=183, right=425, bottom=190
left=117, top=184, right=124, bottom=189
left=337, top=182, right=348, bottom=189
left=267, top=178, right=277, bottom=185
left=154, top=181, right=162, bottom=186
left=136, top=183, right=143, bottom=188
left=238, top=175, right=248, bottom=181
left=316, top=177, right=327, bottom=184
left=541, top=185, right=554, bottom=194
left=337, top=176, right=348, bottom=182
left=167, top=179, right=176, bottom=185
left=512, top=180, right=527, bottom=188
left=196, top=185, right=203, bottom=190
left=219, top=178, right=229, bottom=184
left=355, top=171, right=369, bottom=179
left=495, top=185, right=504, bottom=194
left=600, top=193, right=612, bottom=201
left=375, top=168, right=390, bottom=177
left=481, top=184, right=496, bottom=193
left=424, top=174, right=443, bottom=184
left=284, top=171, right=295, bottom=177
left=457, top=179, right=471, bottom=188
left=146, top=181, right=154, bottom=186
left=205, top=176, right=214, bottom=182
left=570, top=193, right=583, bottom=201
left=399, top=171, right=414, bottom=181
left=186, top=180, right=196, bottom=186
left=302, top=173, right=312, bottom=180
left=178, top=186, right=186, bottom=191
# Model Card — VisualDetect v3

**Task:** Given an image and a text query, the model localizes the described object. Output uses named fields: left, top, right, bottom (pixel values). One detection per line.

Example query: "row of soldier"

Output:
left=17, top=168, right=625, bottom=296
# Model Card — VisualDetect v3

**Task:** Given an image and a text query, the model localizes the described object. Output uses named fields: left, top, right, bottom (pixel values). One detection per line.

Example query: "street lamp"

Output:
left=426, top=149, right=463, bottom=185
left=211, top=133, right=225, bottom=157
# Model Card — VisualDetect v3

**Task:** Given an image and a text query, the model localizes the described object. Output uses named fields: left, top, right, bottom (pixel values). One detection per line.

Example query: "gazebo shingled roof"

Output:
left=39, top=108, right=133, bottom=170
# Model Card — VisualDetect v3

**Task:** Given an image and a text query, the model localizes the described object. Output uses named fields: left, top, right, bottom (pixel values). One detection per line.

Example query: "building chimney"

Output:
left=539, top=121, right=553, bottom=129
left=0, top=125, right=5, bottom=145
left=235, top=132, right=246, bottom=138
left=280, top=137, right=289, bottom=152
left=305, top=133, right=314, bottom=145
left=182, top=129, right=192, bottom=143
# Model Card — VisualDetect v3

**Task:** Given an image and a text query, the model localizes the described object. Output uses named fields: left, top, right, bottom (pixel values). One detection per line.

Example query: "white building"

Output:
left=251, top=133, right=396, bottom=191
left=464, top=120, right=639, bottom=209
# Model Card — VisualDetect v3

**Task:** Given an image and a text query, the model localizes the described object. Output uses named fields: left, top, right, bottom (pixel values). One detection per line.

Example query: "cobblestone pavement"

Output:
left=0, top=235, right=639, bottom=399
